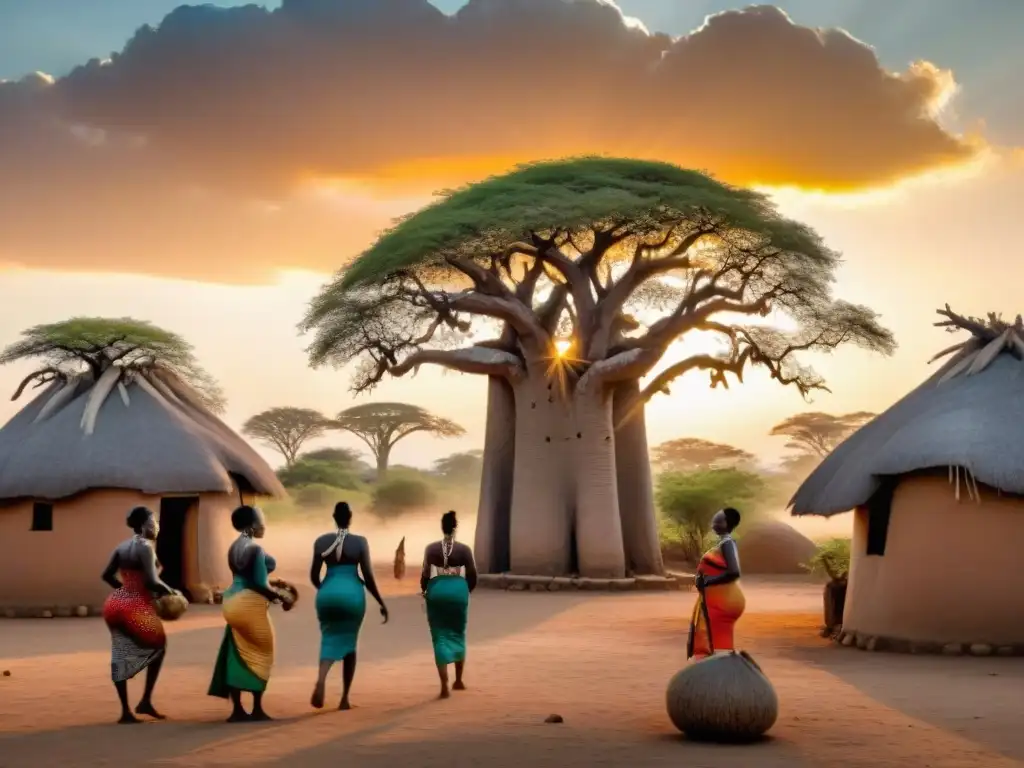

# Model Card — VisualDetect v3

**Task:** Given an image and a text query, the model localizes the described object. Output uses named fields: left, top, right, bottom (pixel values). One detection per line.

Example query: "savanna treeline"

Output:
left=654, top=411, right=874, bottom=564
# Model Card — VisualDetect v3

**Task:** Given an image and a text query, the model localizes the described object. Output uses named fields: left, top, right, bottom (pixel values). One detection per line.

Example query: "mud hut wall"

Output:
left=0, top=489, right=152, bottom=609
left=843, top=474, right=1024, bottom=645
left=195, top=491, right=246, bottom=589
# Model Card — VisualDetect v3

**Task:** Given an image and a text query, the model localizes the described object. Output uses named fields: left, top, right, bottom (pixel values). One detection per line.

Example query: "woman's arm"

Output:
left=463, top=547, right=479, bottom=593
left=419, top=546, right=432, bottom=595
left=248, top=546, right=282, bottom=603
left=101, top=550, right=122, bottom=589
left=358, top=539, right=387, bottom=611
left=701, top=539, right=741, bottom=587
left=309, top=543, right=324, bottom=590
left=140, top=545, right=174, bottom=597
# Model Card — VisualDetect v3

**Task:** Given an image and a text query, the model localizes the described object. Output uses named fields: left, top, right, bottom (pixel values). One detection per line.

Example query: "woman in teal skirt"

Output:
left=420, top=510, right=478, bottom=699
left=309, top=501, right=388, bottom=710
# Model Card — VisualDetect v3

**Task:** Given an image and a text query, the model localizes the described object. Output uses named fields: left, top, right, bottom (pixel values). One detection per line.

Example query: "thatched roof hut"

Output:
left=790, top=306, right=1024, bottom=652
left=0, top=363, right=284, bottom=616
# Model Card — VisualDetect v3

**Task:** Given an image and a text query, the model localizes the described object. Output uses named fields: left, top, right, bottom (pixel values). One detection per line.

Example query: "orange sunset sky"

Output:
left=0, top=0, right=1021, bottom=472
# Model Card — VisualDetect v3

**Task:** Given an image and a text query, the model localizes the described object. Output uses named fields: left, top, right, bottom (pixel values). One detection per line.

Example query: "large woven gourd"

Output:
left=154, top=593, right=189, bottom=621
left=666, top=650, right=778, bottom=742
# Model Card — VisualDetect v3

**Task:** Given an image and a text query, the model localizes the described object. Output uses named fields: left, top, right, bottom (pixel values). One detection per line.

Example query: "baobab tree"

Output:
left=302, top=157, right=895, bottom=578
left=332, top=402, right=464, bottom=480
left=1, top=316, right=224, bottom=411
left=242, top=406, right=331, bottom=467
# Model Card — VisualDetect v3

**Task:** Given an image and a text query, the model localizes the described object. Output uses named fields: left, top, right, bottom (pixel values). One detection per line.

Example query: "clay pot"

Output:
left=154, top=593, right=189, bottom=621
left=666, top=650, right=778, bottom=742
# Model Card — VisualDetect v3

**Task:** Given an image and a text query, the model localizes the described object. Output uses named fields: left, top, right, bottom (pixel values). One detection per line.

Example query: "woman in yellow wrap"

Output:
left=688, top=507, right=745, bottom=659
left=208, top=505, right=293, bottom=722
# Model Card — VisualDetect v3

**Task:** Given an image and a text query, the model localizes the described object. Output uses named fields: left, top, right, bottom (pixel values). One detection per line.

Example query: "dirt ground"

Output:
left=2, top=575, right=1023, bottom=768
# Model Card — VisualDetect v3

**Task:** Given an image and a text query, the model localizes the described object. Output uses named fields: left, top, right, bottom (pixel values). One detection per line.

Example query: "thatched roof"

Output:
left=791, top=307, right=1024, bottom=517
left=0, top=365, right=284, bottom=501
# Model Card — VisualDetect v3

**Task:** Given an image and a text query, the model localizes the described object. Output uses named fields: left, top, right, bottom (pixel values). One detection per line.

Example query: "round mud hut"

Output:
left=738, top=521, right=816, bottom=575
left=0, top=364, right=284, bottom=616
left=790, top=307, right=1024, bottom=652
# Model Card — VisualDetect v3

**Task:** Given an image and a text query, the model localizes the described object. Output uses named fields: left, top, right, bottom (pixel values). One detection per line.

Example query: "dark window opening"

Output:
left=865, top=477, right=897, bottom=556
left=31, top=502, right=53, bottom=531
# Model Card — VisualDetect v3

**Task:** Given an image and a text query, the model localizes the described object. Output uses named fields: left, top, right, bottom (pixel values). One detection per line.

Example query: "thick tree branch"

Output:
left=11, top=367, right=66, bottom=401
left=390, top=346, right=524, bottom=381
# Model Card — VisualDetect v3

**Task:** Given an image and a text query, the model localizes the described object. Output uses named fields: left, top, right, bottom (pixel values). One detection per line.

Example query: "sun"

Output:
left=554, top=338, right=572, bottom=357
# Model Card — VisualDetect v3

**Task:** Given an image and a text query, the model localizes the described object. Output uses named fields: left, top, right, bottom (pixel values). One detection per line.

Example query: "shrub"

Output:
left=293, top=483, right=349, bottom=509
left=803, top=537, right=851, bottom=582
left=372, top=476, right=436, bottom=517
left=277, top=458, right=364, bottom=490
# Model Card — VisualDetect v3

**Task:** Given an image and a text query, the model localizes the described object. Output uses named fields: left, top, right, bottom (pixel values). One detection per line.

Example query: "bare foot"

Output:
left=226, top=711, right=250, bottom=723
left=135, top=702, right=166, bottom=720
left=339, top=698, right=352, bottom=711
left=439, top=688, right=450, bottom=700
left=118, top=713, right=141, bottom=725
left=250, top=710, right=273, bottom=722
left=453, top=681, right=466, bottom=691
left=311, top=684, right=325, bottom=709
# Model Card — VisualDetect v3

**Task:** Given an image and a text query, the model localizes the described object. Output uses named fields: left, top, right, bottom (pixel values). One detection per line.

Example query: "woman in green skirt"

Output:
left=420, top=510, right=477, bottom=699
left=309, top=501, right=388, bottom=710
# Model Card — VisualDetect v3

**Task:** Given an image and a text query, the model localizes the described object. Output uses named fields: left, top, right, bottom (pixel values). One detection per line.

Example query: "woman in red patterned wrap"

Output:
left=101, top=506, right=180, bottom=724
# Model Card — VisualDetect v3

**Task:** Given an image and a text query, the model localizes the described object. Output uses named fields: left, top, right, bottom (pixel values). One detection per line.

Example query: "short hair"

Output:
left=126, top=506, right=152, bottom=531
left=333, top=501, right=352, bottom=528
left=441, top=510, right=458, bottom=536
left=231, top=504, right=259, bottom=532
left=722, top=507, right=741, bottom=531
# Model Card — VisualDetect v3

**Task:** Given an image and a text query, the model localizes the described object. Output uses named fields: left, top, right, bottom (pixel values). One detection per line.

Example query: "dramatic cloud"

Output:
left=0, top=0, right=980, bottom=281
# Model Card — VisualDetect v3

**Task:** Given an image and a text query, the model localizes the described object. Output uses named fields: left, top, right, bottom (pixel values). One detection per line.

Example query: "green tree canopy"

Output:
left=302, top=157, right=895, bottom=402
left=0, top=316, right=224, bottom=410
left=333, top=402, right=465, bottom=479
left=276, top=459, right=363, bottom=491
left=242, top=407, right=332, bottom=466
left=651, top=437, right=756, bottom=473
left=432, top=450, right=484, bottom=486
left=656, top=468, right=766, bottom=536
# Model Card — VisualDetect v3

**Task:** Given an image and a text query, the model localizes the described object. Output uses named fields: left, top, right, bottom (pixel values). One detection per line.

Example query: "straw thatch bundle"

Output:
left=792, top=306, right=1024, bottom=516
left=666, top=651, right=778, bottom=742
left=0, top=362, right=283, bottom=500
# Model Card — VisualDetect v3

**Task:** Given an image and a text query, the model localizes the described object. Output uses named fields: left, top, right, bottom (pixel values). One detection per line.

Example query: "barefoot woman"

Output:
left=421, top=511, right=477, bottom=698
left=208, top=505, right=291, bottom=722
left=688, top=507, right=745, bottom=659
left=101, top=506, right=179, bottom=724
left=309, top=501, right=389, bottom=711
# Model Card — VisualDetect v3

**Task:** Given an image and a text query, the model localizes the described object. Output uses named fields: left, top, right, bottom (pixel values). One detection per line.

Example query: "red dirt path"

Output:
left=2, top=576, right=1023, bottom=767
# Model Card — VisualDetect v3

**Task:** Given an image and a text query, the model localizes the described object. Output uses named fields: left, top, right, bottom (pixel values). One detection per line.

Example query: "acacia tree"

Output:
left=302, top=158, right=895, bottom=578
left=652, top=437, right=756, bottom=473
left=332, top=402, right=465, bottom=480
left=770, top=411, right=876, bottom=459
left=1, top=316, right=225, bottom=415
left=242, top=407, right=331, bottom=467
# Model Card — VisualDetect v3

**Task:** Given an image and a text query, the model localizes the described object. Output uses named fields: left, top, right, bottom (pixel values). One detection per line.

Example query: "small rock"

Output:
left=544, top=714, right=564, bottom=724
left=865, top=636, right=878, bottom=652
left=855, top=634, right=869, bottom=650
left=942, top=643, right=964, bottom=656
left=841, top=633, right=855, bottom=647
left=508, top=582, right=527, bottom=591
left=2, top=669, right=10, bottom=677
left=969, top=643, right=993, bottom=657
left=75, top=605, right=89, bottom=617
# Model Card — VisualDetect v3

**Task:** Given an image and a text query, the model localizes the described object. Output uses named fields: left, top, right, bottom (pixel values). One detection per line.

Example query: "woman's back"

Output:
left=316, top=530, right=365, bottom=567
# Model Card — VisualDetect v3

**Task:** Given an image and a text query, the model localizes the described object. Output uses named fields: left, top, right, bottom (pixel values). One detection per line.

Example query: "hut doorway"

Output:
left=157, top=496, right=198, bottom=599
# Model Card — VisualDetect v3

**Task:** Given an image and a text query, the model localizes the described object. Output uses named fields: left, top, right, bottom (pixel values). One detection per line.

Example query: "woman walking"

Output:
left=309, top=501, right=388, bottom=711
left=688, top=507, right=746, bottom=659
left=101, top=506, right=179, bottom=724
left=208, top=505, right=292, bottom=722
left=421, top=510, right=477, bottom=699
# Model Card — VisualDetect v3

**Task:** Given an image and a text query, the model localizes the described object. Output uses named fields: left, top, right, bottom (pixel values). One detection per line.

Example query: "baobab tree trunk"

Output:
left=572, top=385, right=627, bottom=578
left=474, top=376, right=516, bottom=573
left=508, top=373, right=574, bottom=576
left=612, top=381, right=665, bottom=575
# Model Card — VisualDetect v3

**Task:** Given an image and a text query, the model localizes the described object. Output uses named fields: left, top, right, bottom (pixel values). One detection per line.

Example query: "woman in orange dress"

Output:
left=687, top=507, right=745, bottom=659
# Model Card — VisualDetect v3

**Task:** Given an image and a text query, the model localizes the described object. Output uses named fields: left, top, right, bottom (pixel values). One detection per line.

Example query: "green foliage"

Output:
left=371, top=476, right=436, bottom=518
left=276, top=458, right=364, bottom=491
left=432, top=450, right=484, bottom=487
left=803, top=537, right=851, bottom=582
left=292, top=483, right=352, bottom=509
left=262, top=487, right=373, bottom=522
left=300, top=447, right=364, bottom=469
left=333, top=157, right=818, bottom=290
left=0, top=316, right=224, bottom=410
left=656, top=468, right=766, bottom=562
